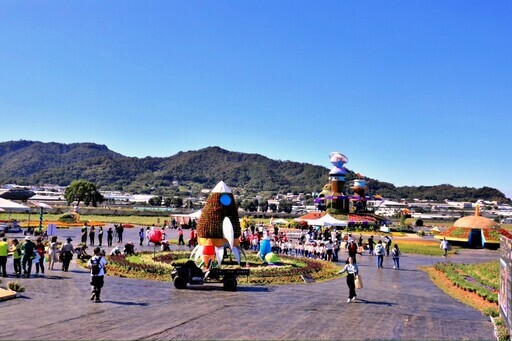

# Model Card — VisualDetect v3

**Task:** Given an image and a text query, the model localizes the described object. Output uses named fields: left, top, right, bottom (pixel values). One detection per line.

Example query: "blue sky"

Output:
left=1, top=1, right=511, bottom=198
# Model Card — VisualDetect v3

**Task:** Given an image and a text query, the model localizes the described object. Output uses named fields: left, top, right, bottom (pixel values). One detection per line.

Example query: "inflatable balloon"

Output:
left=265, top=252, right=279, bottom=264
left=257, top=233, right=272, bottom=260
left=149, top=229, right=163, bottom=243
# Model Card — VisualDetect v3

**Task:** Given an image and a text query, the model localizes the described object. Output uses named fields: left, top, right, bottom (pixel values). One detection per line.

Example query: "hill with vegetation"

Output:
left=0, top=140, right=508, bottom=202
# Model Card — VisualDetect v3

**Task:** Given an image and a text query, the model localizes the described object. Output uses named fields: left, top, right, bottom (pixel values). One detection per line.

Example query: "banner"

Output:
left=500, top=236, right=512, bottom=335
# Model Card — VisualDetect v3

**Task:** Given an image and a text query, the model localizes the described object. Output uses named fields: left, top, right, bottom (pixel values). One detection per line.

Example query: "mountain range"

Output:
left=0, top=140, right=508, bottom=202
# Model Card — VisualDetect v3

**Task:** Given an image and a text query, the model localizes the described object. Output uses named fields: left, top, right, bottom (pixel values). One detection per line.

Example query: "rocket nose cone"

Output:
left=212, top=181, right=232, bottom=193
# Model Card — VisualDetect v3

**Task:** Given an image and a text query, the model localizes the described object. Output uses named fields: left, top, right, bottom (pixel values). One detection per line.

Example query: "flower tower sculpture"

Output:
left=326, top=152, right=350, bottom=212
left=350, top=173, right=368, bottom=213
left=190, top=181, right=246, bottom=268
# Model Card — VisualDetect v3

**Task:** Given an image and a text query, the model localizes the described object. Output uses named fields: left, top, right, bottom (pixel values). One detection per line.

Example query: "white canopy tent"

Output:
left=307, top=213, right=348, bottom=227
left=0, top=198, right=29, bottom=211
left=29, top=201, right=53, bottom=209
left=189, top=209, right=202, bottom=219
left=172, top=210, right=202, bottom=226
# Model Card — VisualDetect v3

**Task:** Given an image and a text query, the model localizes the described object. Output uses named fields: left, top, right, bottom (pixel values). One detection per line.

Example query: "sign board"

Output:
left=500, top=236, right=512, bottom=336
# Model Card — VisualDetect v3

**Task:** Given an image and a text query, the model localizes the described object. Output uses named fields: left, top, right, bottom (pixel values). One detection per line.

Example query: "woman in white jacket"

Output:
left=339, top=256, right=359, bottom=303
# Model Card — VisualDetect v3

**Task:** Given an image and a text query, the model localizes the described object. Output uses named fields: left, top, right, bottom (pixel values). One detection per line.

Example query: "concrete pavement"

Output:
left=0, top=226, right=497, bottom=340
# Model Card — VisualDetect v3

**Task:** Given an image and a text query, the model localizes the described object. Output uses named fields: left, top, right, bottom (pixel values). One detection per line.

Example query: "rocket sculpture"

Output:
left=190, top=181, right=246, bottom=268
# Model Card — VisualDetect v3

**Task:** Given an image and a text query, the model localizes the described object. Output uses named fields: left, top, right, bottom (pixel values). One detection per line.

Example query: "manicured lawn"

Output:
left=393, top=239, right=460, bottom=256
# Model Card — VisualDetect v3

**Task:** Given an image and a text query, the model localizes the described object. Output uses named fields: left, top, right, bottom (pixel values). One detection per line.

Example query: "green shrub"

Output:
left=483, top=307, right=499, bottom=317
left=58, top=213, right=76, bottom=223
left=7, top=281, right=25, bottom=293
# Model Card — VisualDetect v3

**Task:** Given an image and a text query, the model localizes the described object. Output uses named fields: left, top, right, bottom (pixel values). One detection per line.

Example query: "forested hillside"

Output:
left=0, top=140, right=508, bottom=202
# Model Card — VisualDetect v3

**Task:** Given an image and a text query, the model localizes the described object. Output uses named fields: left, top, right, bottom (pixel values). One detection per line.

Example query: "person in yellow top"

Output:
left=9, top=238, right=22, bottom=277
left=0, top=237, right=8, bottom=277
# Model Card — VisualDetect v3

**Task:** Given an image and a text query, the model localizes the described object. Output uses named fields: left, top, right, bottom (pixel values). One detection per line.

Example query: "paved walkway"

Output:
left=0, top=227, right=498, bottom=340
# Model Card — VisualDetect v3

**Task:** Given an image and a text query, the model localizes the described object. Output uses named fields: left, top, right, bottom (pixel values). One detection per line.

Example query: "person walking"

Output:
left=87, top=247, right=108, bottom=303
left=145, top=226, right=151, bottom=245
left=34, top=237, right=45, bottom=277
left=0, top=237, right=8, bottom=277
left=347, top=239, right=358, bottom=263
left=81, top=223, right=88, bottom=244
left=384, top=235, right=392, bottom=256
left=47, top=236, right=59, bottom=271
left=177, top=227, right=185, bottom=245
left=339, top=256, right=359, bottom=303
left=440, top=237, right=450, bottom=258
left=89, top=226, right=96, bottom=246
left=9, top=239, right=22, bottom=277
left=107, top=227, right=113, bottom=247
left=325, top=239, right=333, bottom=262
left=391, top=244, right=401, bottom=269
left=60, top=237, right=75, bottom=272
left=21, top=236, right=36, bottom=277
left=138, top=228, right=145, bottom=246
left=97, top=226, right=104, bottom=246
left=368, top=235, right=375, bottom=256
left=375, top=240, right=385, bottom=268
left=117, top=224, right=124, bottom=243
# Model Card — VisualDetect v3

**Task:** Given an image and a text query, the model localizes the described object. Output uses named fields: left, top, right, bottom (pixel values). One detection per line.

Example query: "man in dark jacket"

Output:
left=21, top=236, right=36, bottom=277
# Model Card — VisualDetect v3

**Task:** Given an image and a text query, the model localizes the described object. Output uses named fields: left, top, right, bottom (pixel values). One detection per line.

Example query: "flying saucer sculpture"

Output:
left=190, top=181, right=246, bottom=268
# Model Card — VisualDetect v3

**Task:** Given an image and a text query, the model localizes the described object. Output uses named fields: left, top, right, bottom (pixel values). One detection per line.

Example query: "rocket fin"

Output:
left=232, top=246, right=241, bottom=265
left=222, top=217, right=234, bottom=249
left=215, top=246, right=225, bottom=265
left=191, top=245, right=202, bottom=262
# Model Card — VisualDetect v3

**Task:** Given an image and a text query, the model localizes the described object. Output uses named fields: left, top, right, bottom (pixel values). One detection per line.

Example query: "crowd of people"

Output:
left=0, top=219, right=454, bottom=307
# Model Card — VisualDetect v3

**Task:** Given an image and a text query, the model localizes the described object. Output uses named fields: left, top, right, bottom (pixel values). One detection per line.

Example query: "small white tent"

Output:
left=308, top=213, right=347, bottom=227
left=0, top=198, right=29, bottom=211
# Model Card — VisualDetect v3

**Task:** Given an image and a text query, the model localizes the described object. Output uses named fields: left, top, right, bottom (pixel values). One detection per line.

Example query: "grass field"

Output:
left=0, top=213, right=167, bottom=226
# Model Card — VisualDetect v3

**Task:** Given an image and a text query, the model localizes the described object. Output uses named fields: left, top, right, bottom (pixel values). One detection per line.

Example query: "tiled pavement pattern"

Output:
left=0, top=227, right=497, bottom=340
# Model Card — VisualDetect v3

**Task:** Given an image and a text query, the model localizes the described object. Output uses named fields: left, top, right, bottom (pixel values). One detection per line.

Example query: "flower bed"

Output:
left=433, top=262, right=498, bottom=303
left=102, top=251, right=341, bottom=284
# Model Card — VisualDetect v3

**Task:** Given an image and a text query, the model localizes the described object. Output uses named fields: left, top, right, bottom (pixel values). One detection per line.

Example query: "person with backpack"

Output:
left=87, top=247, right=108, bottom=303
left=375, top=240, right=385, bottom=268
left=391, top=244, right=401, bottom=269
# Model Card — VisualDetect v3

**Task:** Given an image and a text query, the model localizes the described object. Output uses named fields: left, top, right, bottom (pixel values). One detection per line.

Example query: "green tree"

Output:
left=279, top=200, right=293, bottom=213
left=259, top=200, right=268, bottom=213
left=170, top=197, right=183, bottom=208
left=149, top=196, right=162, bottom=206
left=64, top=179, right=104, bottom=207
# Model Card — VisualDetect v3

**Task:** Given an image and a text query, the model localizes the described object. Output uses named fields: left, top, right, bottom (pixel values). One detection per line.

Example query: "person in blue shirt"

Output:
left=339, top=256, right=359, bottom=302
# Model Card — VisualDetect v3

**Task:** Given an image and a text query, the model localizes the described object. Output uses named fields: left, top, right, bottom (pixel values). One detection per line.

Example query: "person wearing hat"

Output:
left=21, top=236, right=36, bottom=277
left=60, top=237, right=75, bottom=272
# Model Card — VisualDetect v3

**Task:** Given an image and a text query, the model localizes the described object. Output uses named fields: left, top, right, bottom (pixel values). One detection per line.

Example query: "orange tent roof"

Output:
left=297, top=212, right=326, bottom=220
